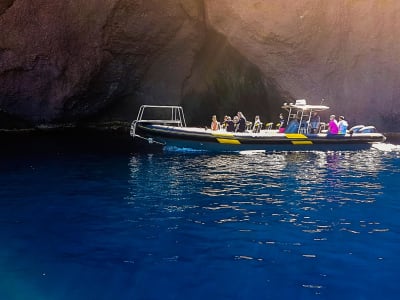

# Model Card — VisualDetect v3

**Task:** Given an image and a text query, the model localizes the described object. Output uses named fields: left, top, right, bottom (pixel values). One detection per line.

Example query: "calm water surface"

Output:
left=0, top=144, right=400, bottom=299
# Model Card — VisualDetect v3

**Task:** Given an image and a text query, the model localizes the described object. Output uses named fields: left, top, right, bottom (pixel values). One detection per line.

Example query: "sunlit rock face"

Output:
left=205, top=0, right=400, bottom=130
left=1, top=0, right=400, bottom=131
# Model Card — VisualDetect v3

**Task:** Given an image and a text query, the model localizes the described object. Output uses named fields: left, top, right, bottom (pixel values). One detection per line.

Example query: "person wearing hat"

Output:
left=338, top=116, right=348, bottom=134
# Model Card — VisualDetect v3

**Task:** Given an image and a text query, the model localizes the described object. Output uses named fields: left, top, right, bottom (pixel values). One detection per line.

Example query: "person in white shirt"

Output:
left=252, top=115, right=262, bottom=133
left=338, top=116, right=348, bottom=134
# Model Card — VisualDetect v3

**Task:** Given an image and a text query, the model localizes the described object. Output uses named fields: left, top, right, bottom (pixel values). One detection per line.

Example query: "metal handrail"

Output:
left=131, top=105, right=187, bottom=139
left=135, top=105, right=186, bottom=127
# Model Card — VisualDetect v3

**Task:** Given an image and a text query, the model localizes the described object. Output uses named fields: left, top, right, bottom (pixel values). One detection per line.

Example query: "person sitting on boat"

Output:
left=338, top=116, right=348, bottom=134
left=225, top=116, right=235, bottom=132
left=233, top=116, right=240, bottom=132
left=237, top=111, right=246, bottom=132
left=284, top=118, right=299, bottom=133
left=328, top=115, right=339, bottom=134
left=221, top=115, right=228, bottom=130
left=252, top=115, right=262, bottom=133
left=278, top=113, right=286, bottom=133
left=310, top=111, right=320, bottom=133
left=211, top=115, right=220, bottom=131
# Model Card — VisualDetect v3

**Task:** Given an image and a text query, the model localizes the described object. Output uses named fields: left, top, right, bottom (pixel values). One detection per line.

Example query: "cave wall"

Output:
left=0, top=0, right=207, bottom=124
left=1, top=0, right=400, bottom=131
left=204, top=0, right=400, bottom=130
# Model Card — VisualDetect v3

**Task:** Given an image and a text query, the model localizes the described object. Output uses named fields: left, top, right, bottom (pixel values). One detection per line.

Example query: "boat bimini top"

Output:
left=282, top=99, right=330, bottom=133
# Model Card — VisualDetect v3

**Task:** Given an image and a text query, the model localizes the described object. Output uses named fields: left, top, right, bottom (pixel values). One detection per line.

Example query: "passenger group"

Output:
left=210, top=111, right=349, bottom=135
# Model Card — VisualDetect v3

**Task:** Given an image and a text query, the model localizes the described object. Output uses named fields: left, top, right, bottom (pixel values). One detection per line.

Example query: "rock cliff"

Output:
left=205, top=0, right=400, bottom=131
left=1, top=0, right=399, bottom=131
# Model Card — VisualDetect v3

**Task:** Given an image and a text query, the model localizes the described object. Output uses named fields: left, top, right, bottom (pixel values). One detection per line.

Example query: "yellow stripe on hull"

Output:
left=291, top=140, right=313, bottom=145
left=212, top=132, right=235, bottom=138
left=216, top=138, right=241, bottom=144
left=285, top=133, right=308, bottom=139
left=284, top=133, right=313, bottom=145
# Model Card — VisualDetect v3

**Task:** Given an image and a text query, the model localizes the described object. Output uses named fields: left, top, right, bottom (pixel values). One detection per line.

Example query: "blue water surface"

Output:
left=0, top=144, right=400, bottom=300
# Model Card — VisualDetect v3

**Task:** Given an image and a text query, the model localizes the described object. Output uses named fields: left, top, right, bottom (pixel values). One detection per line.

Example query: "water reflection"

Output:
left=127, top=149, right=390, bottom=226
left=198, top=150, right=384, bottom=201
left=125, top=148, right=399, bottom=294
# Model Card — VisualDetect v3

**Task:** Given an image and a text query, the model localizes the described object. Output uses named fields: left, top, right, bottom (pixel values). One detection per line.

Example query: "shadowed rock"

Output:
left=1, top=0, right=399, bottom=131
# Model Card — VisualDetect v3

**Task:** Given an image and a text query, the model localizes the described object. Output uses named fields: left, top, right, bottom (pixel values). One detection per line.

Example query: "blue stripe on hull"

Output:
left=159, top=137, right=373, bottom=152
left=134, top=125, right=382, bottom=153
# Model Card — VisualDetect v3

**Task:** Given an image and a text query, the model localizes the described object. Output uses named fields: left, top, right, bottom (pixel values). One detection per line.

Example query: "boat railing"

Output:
left=130, top=105, right=187, bottom=138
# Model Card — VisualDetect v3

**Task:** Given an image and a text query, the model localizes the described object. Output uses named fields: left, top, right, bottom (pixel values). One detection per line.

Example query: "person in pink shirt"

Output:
left=328, top=115, right=339, bottom=134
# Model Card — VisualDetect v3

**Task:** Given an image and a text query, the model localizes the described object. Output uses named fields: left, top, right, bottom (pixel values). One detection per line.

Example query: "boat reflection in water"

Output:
left=125, top=146, right=400, bottom=297
left=199, top=150, right=385, bottom=196
left=193, top=148, right=395, bottom=228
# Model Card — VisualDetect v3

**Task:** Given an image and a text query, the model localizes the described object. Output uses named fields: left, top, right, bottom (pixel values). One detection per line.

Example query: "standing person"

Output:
left=310, top=111, right=321, bottom=133
left=237, top=111, right=246, bottom=132
left=210, top=115, right=220, bottom=131
left=338, top=116, right=348, bottom=134
left=328, top=115, right=339, bottom=134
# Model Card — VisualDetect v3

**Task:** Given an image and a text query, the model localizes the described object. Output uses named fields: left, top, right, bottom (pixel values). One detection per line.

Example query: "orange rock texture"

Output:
left=1, top=0, right=399, bottom=130
left=205, top=0, right=400, bottom=130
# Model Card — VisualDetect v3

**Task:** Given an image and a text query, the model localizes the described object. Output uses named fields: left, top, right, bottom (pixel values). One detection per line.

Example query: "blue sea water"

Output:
left=0, top=143, right=400, bottom=300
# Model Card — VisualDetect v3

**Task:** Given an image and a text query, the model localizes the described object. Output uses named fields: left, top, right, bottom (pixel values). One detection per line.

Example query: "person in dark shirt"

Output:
left=278, top=113, right=286, bottom=133
left=310, top=111, right=321, bottom=133
left=233, top=116, right=239, bottom=132
left=226, top=116, right=235, bottom=132
left=237, top=111, right=246, bottom=132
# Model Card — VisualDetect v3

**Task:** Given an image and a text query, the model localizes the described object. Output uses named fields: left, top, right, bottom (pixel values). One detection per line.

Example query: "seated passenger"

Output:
left=310, top=111, right=320, bottom=133
left=221, top=115, right=228, bottom=130
left=252, top=115, right=262, bottom=133
left=299, top=120, right=308, bottom=133
left=210, top=115, right=220, bottom=131
left=237, top=111, right=246, bottom=132
left=233, top=116, right=240, bottom=132
left=226, top=116, right=235, bottom=132
left=278, top=113, right=286, bottom=133
left=338, top=116, right=348, bottom=134
left=328, top=115, right=339, bottom=134
left=284, top=119, right=299, bottom=133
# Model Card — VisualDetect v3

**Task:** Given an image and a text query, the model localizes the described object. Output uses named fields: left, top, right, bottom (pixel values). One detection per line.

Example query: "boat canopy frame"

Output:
left=281, top=99, right=330, bottom=134
left=134, top=105, right=187, bottom=127
left=131, top=105, right=187, bottom=140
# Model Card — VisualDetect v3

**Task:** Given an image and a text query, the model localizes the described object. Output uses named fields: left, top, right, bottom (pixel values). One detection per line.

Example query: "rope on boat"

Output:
left=133, top=134, right=165, bottom=146
left=130, top=121, right=165, bottom=146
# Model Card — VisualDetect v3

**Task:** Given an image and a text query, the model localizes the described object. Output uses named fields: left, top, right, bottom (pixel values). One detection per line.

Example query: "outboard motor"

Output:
left=349, top=125, right=365, bottom=134
left=359, top=126, right=377, bottom=133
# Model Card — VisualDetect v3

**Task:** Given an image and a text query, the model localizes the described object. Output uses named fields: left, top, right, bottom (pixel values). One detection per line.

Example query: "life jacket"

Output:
left=211, top=121, right=219, bottom=131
